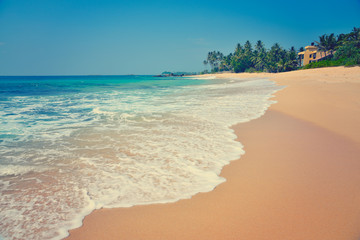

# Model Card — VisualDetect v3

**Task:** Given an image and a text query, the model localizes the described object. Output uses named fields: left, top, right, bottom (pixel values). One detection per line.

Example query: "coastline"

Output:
left=66, top=66, right=360, bottom=240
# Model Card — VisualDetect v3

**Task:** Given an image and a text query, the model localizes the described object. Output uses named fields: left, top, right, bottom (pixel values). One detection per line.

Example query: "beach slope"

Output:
left=67, top=66, right=360, bottom=240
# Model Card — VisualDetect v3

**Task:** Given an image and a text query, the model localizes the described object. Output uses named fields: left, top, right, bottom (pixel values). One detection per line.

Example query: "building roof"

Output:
left=298, top=45, right=318, bottom=55
left=305, top=45, right=318, bottom=50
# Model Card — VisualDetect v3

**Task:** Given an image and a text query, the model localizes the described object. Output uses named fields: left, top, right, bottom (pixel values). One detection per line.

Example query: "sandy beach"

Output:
left=67, top=66, right=360, bottom=240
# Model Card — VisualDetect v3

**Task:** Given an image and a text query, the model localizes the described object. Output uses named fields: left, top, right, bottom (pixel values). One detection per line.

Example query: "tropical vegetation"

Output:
left=202, top=27, right=359, bottom=73
left=304, top=27, right=360, bottom=69
left=203, top=40, right=298, bottom=73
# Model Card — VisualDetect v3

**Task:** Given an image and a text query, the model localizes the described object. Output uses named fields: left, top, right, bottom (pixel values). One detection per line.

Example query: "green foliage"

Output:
left=203, top=40, right=299, bottom=74
left=334, top=35, right=360, bottom=66
left=305, top=27, right=360, bottom=69
left=285, top=47, right=299, bottom=71
left=338, top=27, right=360, bottom=48
left=230, top=41, right=255, bottom=72
left=315, top=33, right=338, bottom=57
left=202, top=26, right=359, bottom=73
left=266, top=43, right=286, bottom=72
left=203, top=51, right=224, bottom=72
left=302, top=58, right=345, bottom=69
left=199, top=70, right=209, bottom=74
left=252, top=40, right=267, bottom=71
left=219, top=53, right=233, bottom=71
left=245, top=67, right=260, bottom=73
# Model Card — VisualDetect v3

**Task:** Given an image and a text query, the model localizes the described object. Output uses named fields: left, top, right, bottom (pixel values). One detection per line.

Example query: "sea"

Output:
left=0, top=75, right=281, bottom=240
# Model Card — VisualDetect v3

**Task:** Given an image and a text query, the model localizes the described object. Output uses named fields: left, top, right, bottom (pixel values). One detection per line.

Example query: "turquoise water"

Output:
left=0, top=75, right=207, bottom=95
left=0, top=75, right=281, bottom=240
left=0, top=75, right=208, bottom=143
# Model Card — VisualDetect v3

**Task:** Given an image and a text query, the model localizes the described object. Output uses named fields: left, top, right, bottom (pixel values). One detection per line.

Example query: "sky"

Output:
left=0, top=0, right=359, bottom=75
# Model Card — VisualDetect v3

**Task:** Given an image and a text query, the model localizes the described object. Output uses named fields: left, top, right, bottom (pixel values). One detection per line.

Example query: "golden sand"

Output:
left=67, top=66, right=360, bottom=240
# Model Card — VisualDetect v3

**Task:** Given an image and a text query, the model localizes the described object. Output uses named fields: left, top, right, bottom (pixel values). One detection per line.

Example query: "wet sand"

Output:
left=67, top=66, right=360, bottom=240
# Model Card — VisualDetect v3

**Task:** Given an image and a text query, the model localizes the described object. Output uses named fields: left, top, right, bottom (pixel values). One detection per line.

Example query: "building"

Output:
left=298, top=43, right=331, bottom=67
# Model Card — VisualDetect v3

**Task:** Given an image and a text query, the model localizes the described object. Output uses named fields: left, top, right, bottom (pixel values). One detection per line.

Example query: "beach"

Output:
left=67, top=66, right=360, bottom=240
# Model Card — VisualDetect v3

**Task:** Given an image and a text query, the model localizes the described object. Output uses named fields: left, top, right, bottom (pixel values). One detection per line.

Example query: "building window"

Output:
left=310, top=54, right=312, bottom=58
left=313, top=53, right=316, bottom=59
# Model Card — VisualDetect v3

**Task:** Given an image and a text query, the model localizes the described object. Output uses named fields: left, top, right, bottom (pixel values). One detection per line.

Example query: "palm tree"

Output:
left=251, top=40, right=267, bottom=71
left=315, top=33, right=337, bottom=58
left=254, top=40, right=265, bottom=52
left=316, top=35, right=327, bottom=57
left=334, top=27, right=360, bottom=65
left=204, top=51, right=224, bottom=72
left=267, top=43, right=286, bottom=72
left=219, top=53, right=233, bottom=71
left=348, top=27, right=360, bottom=48
left=242, top=40, right=255, bottom=69
left=244, top=40, right=253, bottom=54
left=234, top=43, right=243, bottom=57
left=284, top=47, right=298, bottom=71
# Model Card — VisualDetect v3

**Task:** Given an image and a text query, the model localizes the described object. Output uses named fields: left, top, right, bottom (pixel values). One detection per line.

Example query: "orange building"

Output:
left=298, top=44, right=331, bottom=67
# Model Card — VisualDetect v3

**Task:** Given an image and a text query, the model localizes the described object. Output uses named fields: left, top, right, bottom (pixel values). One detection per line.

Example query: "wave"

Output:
left=0, top=77, right=282, bottom=240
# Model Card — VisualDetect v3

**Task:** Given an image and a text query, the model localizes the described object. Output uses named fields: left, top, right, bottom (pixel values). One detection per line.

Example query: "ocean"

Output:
left=0, top=75, right=281, bottom=240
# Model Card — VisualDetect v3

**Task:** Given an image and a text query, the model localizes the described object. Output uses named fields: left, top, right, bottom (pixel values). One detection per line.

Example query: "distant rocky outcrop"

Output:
left=154, top=71, right=197, bottom=77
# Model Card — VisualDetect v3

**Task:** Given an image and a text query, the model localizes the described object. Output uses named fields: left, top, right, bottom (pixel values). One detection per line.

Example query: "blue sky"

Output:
left=0, top=0, right=359, bottom=75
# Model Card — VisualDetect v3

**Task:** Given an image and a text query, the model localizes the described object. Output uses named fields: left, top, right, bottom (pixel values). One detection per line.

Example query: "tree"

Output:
left=219, top=53, right=233, bottom=71
left=203, top=60, right=208, bottom=68
left=231, top=55, right=247, bottom=73
left=231, top=43, right=246, bottom=73
left=337, top=33, right=346, bottom=44
left=204, top=51, right=224, bottom=72
left=334, top=41, right=360, bottom=65
left=283, top=47, right=298, bottom=71
left=267, top=43, right=286, bottom=72
left=251, top=40, right=267, bottom=71
left=344, top=27, right=360, bottom=48
left=315, top=33, right=337, bottom=57
left=234, top=43, right=243, bottom=56
left=203, top=26, right=359, bottom=72
left=243, top=40, right=255, bottom=69
left=244, top=41, right=253, bottom=54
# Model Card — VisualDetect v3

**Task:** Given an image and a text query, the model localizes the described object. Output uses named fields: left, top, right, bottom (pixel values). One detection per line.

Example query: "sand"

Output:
left=66, top=66, right=360, bottom=240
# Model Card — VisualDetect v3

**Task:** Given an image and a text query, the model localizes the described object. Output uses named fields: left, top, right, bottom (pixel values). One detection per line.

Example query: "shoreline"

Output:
left=67, top=66, right=360, bottom=240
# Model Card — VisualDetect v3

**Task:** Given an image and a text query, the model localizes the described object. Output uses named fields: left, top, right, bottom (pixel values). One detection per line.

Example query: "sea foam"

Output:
left=0, top=76, right=282, bottom=240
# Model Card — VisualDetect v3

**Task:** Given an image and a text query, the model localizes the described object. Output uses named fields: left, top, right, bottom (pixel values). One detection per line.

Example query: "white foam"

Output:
left=0, top=164, right=47, bottom=177
left=53, top=190, right=96, bottom=240
left=0, top=77, right=282, bottom=240
left=186, top=76, right=216, bottom=80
